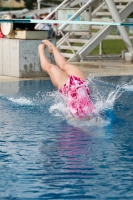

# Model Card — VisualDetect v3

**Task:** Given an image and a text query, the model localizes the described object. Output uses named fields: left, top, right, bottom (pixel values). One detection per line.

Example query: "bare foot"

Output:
left=42, top=40, right=54, bottom=54
left=38, top=43, right=46, bottom=57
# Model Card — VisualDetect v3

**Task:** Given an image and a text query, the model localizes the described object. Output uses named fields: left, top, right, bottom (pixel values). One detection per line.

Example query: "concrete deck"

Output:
left=75, top=59, right=133, bottom=77
left=0, top=59, right=133, bottom=82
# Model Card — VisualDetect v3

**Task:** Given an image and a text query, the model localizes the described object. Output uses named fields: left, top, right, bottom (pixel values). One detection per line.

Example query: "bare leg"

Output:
left=38, top=44, right=68, bottom=89
left=42, top=40, right=86, bottom=81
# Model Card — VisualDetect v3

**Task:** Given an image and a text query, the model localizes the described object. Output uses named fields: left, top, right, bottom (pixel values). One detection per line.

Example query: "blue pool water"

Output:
left=0, top=76, right=133, bottom=199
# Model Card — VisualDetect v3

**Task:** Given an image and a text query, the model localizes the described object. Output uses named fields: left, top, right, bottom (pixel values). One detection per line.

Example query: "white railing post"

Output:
left=89, top=4, right=92, bottom=38
left=37, top=0, right=41, bottom=10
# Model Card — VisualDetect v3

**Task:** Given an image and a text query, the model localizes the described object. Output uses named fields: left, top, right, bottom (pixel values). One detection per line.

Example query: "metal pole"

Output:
left=105, top=0, right=133, bottom=52
left=99, top=42, right=102, bottom=56
left=37, top=0, right=41, bottom=10
left=89, top=4, right=92, bottom=38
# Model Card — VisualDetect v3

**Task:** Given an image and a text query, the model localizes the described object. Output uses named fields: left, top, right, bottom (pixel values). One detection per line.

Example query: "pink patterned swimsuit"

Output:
left=59, top=75, right=95, bottom=119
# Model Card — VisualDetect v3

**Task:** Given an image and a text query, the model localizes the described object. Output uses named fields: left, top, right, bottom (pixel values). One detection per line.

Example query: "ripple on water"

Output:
left=0, top=77, right=133, bottom=199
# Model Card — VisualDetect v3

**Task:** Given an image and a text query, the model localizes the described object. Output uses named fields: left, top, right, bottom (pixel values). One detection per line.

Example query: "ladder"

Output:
left=56, top=0, right=133, bottom=62
left=35, top=0, right=73, bottom=30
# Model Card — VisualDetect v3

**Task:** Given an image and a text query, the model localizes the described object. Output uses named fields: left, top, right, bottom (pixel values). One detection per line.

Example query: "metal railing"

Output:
left=35, top=0, right=72, bottom=30
left=57, top=0, right=95, bottom=59
left=58, top=0, right=95, bottom=33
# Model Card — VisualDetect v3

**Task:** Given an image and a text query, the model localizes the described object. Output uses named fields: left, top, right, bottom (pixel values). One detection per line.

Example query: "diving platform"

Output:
left=0, top=38, right=56, bottom=78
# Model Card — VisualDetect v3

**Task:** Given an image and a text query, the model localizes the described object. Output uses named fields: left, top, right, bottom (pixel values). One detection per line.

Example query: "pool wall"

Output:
left=0, top=38, right=55, bottom=78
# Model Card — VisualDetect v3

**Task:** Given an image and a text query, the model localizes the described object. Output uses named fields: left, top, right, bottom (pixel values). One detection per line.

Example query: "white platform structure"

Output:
left=0, top=39, right=56, bottom=78
left=39, top=0, right=133, bottom=62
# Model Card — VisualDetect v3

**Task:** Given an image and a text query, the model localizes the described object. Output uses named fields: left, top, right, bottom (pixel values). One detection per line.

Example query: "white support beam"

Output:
left=37, top=0, right=41, bottom=10
left=105, top=0, right=133, bottom=52
left=69, top=1, right=133, bottom=62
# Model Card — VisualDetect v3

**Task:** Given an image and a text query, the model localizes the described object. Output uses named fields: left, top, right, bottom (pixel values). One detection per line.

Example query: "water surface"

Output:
left=0, top=76, right=133, bottom=199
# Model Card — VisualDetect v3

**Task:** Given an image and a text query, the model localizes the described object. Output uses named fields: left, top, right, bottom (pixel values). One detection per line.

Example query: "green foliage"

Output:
left=65, top=40, right=127, bottom=55
left=24, top=0, right=36, bottom=9
left=129, top=12, right=133, bottom=17
left=90, top=39, right=126, bottom=55
left=0, top=0, right=2, bottom=8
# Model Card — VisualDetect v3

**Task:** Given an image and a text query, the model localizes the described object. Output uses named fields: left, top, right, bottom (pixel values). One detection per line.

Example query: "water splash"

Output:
left=0, top=91, right=53, bottom=107
left=49, top=91, right=68, bottom=117
left=1, top=77, right=132, bottom=128
left=49, top=76, right=132, bottom=127
left=123, top=85, right=133, bottom=91
left=8, top=97, right=33, bottom=106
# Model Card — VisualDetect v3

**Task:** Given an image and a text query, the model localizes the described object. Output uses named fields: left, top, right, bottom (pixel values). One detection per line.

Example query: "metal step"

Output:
left=105, top=35, right=133, bottom=40
left=68, top=38, right=89, bottom=43
left=92, top=18, right=110, bottom=22
left=96, top=12, right=111, bottom=16
left=61, top=53, right=73, bottom=58
left=92, top=25, right=103, bottom=29
left=60, top=45, right=82, bottom=51
left=103, top=5, right=125, bottom=10
left=74, top=32, right=90, bottom=36
left=114, top=0, right=131, bottom=2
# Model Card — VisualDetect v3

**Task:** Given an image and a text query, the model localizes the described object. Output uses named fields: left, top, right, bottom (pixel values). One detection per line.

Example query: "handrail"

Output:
left=57, top=0, right=95, bottom=60
left=35, top=0, right=71, bottom=30
left=58, top=0, right=95, bottom=33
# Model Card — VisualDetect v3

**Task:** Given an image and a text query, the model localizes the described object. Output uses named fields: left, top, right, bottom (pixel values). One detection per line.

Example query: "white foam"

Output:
left=48, top=76, right=126, bottom=127
left=3, top=76, right=132, bottom=128
left=8, top=97, right=33, bottom=105
left=49, top=102, right=67, bottom=117
left=123, top=85, right=133, bottom=91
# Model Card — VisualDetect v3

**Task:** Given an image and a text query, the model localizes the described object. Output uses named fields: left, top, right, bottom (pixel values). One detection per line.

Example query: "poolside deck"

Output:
left=0, top=59, right=133, bottom=82
left=74, top=59, right=133, bottom=77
